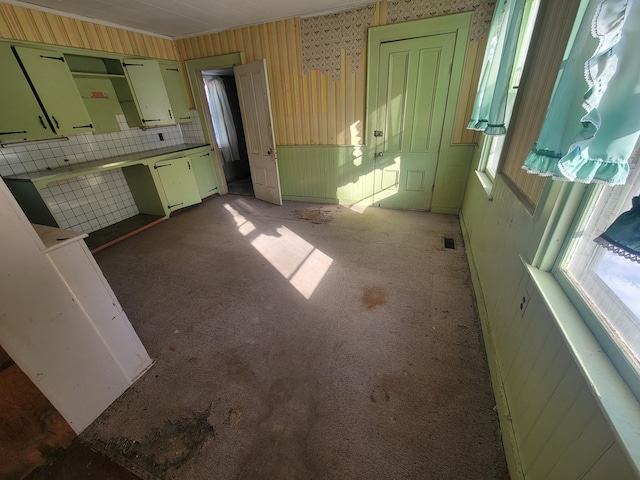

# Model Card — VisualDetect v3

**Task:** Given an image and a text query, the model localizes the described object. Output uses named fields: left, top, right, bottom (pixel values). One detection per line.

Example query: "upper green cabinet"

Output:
left=13, top=46, right=93, bottom=135
left=159, top=62, right=192, bottom=123
left=0, top=43, right=53, bottom=143
left=123, top=59, right=191, bottom=127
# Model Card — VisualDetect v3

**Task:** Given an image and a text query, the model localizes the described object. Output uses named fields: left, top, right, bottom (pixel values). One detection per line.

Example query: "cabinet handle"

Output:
left=179, top=116, right=191, bottom=120
left=187, top=161, right=191, bottom=170
left=168, top=202, right=184, bottom=209
left=168, top=109, right=173, bottom=119
left=52, top=116, right=60, bottom=129
left=123, top=62, right=144, bottom=67
left=199, top=153, right=209, bottom=157
left=38, top=116, right=47, bottom=129
left=73, top=124, right=93, bottom=129
left=0, top=130, right=27, bottom=135
left=165, top=68, right=180, bottom=72
left=154, top=164, right=172, bottom=169
left=40, top=55, right=65, bottom=62
left=142, top=118, right=161, bottom=123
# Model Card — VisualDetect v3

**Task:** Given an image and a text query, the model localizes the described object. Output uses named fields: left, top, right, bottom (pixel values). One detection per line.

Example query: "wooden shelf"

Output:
left=71, top=72, right=126, bottom=79
left=85, top=214, right=165, bottom=252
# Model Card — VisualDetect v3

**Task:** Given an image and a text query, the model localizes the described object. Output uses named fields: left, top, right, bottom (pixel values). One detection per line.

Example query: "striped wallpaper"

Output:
left=176, top=1, right=486, bottom=147
left=0, top=3, right=178, bottom=60
left=176, top=13, right=379, bottom=146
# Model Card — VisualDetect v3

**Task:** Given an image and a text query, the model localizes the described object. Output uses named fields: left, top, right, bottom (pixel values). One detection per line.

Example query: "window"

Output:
left=555, top=147, right=640, bottom=398
left=478, top=0, right=540, bottom=179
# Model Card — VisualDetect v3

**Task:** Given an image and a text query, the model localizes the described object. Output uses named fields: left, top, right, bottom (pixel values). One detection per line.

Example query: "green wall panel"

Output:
left=277, top=145, right=375, bottom=206
left=460, top=146, right=637, bottom=479
left=278, top=144, right=473, bottom=212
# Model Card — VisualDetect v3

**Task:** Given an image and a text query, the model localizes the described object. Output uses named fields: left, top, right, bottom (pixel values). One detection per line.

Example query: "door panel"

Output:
left=234, top=60, right=282, bottom=206
left=373, top=33, right=455, bottom=210
left=155, top=158, right=202, bottom=213
left=0, top=44, right=52, bottom=143
left=123, top=59, right=173, bottom=126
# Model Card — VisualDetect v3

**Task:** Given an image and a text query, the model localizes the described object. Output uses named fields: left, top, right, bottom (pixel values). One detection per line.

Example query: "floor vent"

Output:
left=444, top=237, right=456, bottom=250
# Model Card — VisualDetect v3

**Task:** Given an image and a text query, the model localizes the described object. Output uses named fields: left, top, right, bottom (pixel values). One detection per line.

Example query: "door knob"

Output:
left=267, top=149, right=272, bottom=155
left=375, top=151, right=384, bottom=157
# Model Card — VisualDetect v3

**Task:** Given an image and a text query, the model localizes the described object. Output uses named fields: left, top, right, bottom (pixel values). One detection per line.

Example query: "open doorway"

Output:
left=201, top=69, right=253, bottom=196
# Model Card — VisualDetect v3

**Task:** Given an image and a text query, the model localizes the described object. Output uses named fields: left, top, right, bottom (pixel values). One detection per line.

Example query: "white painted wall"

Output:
left=0, top=178, right=152, bottom=433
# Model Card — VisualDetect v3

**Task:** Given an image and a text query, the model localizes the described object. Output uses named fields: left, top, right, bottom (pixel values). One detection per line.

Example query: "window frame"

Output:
left=476, top=0, right=540, bottom=193
left=552, top=172, right=640, bottom=401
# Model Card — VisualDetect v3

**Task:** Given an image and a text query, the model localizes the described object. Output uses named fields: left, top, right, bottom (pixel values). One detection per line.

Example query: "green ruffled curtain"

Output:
left=523, top=0, right=640, bottom=185
left=467, top=0, right=527, bottom=135
left=595, top=196, right=640, bottom=263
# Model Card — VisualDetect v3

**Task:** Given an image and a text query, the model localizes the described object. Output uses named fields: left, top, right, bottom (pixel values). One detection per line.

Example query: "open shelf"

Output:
left=85, top=214, right=165, bottom=253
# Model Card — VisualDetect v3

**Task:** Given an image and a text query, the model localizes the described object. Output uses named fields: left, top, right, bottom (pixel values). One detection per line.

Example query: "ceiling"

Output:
left=11, top=0, right=372, bottom=39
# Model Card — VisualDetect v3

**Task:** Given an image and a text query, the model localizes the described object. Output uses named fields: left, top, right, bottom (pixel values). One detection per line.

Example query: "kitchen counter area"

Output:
left=4, top=143, right=217, bottom=251
left=5, top=142, right=208, bottom=187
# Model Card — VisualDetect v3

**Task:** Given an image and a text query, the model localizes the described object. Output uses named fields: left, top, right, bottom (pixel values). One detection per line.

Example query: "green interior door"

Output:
left=373, top=33, right=455, bottom=210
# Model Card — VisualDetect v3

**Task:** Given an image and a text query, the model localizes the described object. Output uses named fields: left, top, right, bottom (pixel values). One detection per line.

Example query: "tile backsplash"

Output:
left=1, top=110, right=207, bottom=234
left=39, top=170, right=139, bottom=233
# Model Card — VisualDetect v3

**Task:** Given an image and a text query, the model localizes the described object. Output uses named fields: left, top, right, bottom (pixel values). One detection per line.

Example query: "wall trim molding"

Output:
left=460, top=209, right=525, bottom=480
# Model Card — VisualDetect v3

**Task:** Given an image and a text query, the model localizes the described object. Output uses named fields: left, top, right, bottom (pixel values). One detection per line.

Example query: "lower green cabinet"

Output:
left=154, top=157, right=202, bottom=213
left=190, top=151, right=219, bottom=199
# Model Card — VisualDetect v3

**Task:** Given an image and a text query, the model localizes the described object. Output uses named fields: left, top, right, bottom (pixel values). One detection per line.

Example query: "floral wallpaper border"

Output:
left=300, top=0, right=496, bottom=79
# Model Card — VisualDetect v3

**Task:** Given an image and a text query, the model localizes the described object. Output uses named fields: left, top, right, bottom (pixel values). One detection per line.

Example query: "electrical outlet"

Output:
left=519, top=289, right=530, bottom=317
left=159, top=133, right=164, bottom=141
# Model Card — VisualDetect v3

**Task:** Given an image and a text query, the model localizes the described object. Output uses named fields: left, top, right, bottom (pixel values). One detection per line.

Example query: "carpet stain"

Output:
left=362, top=286, right=387, bottom=309
left=225, top=408, right=242, bottom=426
left=97, top=407, right=214, bottom=478
left=293, top=208, right=333, bottom=224
left=369, top=386, right=390, bottom=403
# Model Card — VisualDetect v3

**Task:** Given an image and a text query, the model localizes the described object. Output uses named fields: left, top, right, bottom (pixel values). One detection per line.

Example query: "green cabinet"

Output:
left=154, top=158, right=202, bottom=213
left=160, top=62, right=192, bottom=123
left=0, top=44, right=55, bottom=143
left=122, top=59, right=191, bottom=127
left=13, top=45, right=93, bottom=135
left=190, top=151, right=219, bottom=199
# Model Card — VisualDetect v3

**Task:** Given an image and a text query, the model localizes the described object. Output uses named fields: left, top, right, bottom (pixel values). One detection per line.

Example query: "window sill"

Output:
left=521, top=256, right=640, bottom=476
left=475, top=170, right=494, bottom=201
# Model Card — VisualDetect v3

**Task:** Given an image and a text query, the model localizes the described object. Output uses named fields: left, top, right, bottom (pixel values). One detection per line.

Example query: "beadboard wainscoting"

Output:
left=278, top=144, right=475, bottom=212
left=278, top=145, right=374, bottom=205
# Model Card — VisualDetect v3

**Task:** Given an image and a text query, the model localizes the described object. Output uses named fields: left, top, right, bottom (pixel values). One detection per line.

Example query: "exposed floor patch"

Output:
left=92, top=407, right=214, bottom=479
left=362, top=286, right=387, bottom=309
left=292, top=207, right=336, bottom=224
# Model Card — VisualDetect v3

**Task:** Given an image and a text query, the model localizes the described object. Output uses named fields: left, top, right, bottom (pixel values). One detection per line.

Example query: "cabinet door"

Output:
left=190, top=151, right=219, bottom=199
left=160, top=62, right=192, bottom=123
left=154, top=158, right=202, bottom=213
left=123, top=59, right=173, bottom=126
left=13, top=46, right=93, bottom=135
left=0, top=44, right=55, bottom=143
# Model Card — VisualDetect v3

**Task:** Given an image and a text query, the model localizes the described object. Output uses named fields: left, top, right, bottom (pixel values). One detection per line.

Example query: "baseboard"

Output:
left=459, top=210, right=525, bottom=480
left=431, top=206, right=460, bottom=215
left=282, top=195, right=341, bottom=204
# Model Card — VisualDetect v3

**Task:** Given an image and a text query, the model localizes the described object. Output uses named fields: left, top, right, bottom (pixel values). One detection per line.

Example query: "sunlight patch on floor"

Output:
left=223, top=203, right=333, bottom=299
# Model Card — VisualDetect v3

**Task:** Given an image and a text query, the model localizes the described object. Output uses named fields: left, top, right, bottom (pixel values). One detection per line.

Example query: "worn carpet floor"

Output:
left=80, top=195, right=507, bottom=480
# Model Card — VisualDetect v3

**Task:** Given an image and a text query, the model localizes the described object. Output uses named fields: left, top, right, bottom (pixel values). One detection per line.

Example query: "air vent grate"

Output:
left=444, top=237, right=455, bottom=250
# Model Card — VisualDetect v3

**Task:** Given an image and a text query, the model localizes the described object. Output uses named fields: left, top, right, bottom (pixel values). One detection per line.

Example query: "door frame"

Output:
left=184, top=53, right=246, bottom=196
left=365, top=13, right=472, bottom=209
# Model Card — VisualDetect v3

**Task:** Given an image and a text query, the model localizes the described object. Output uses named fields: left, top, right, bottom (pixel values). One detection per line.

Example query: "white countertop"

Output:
left=32, top=224, right=88, bottom=253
